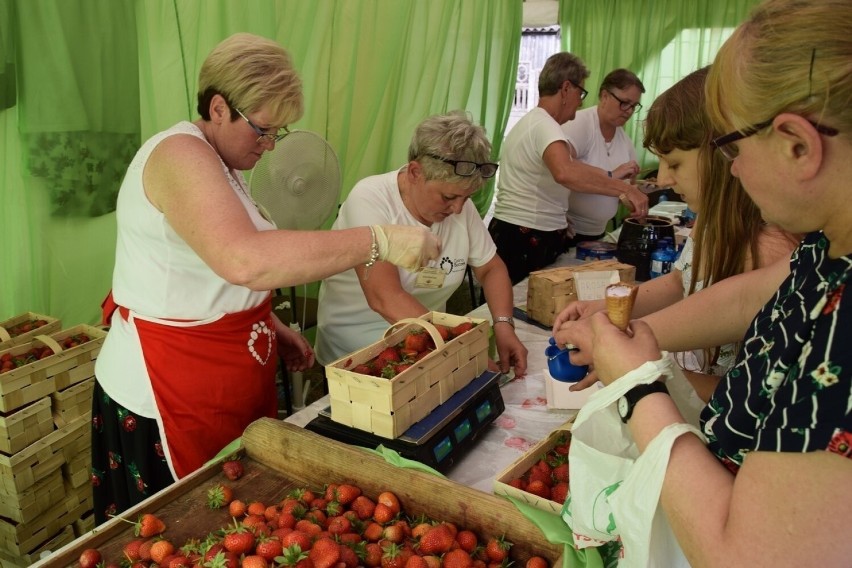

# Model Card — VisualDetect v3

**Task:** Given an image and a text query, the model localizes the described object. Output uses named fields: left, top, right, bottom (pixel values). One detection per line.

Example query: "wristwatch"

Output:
left=494, top=316, right=515, bottom=329
left=617, top=381, right=669, bottom=423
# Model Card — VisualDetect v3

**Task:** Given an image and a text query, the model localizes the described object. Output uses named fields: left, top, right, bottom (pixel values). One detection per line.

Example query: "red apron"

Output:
left=108, top=294, right=278, bottom=478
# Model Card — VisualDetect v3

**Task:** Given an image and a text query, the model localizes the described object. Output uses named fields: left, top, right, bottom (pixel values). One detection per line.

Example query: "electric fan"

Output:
left=247, top=130, right=342, bottom=411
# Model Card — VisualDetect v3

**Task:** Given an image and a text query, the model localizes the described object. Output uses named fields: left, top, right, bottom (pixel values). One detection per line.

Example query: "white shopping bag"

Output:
left=562, top=356, right=705, bottom=568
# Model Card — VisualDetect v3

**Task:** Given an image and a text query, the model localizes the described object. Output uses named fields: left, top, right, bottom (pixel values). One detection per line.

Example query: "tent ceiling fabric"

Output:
left=523, top=0, right=558, bottom=27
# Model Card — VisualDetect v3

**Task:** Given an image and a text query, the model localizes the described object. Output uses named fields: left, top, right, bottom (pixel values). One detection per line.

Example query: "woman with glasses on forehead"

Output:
left=92, top=33, right=439, bottom=522
left=555, top=0, right=852, bottom=563
left=316, top=111, right=527, bottom=377
left=490, top=52, right=648, bottom=285
left=562, top=68, right=644, bottom=247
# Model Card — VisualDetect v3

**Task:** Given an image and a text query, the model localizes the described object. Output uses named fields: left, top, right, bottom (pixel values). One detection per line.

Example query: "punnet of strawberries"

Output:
left=3, top=318, right=50, bottom=337
left=346, top=321, right=477, bottom=380
left=0, top=333, right=92, bottom=374
left=80, top=458, right=552, bottom=568
left=505, top=432, right=571, bottom=506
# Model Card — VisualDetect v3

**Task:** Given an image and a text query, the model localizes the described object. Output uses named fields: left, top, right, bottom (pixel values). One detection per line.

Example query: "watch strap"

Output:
left=494, top=316, right=515, bottom=329
left=619, top=381, right=669, bottom=423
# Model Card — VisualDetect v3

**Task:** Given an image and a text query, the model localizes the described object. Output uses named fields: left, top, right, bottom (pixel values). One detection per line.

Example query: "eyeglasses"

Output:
left=425, top=154, right=499, bottom=179
left=567, top=79, right=588, bottom=101
left=606, top=90, right=642, bottom=112
left=234, top=108, right=288, bottom=144
left=712, top=117, right=839, bottom=161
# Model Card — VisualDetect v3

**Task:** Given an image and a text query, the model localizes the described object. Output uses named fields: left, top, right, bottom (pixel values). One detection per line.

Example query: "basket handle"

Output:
left=0, top=326, right=10, bottom=343
left=383, top=317, right=446, bottom=350
left=34, top=334, right=64, bottom=355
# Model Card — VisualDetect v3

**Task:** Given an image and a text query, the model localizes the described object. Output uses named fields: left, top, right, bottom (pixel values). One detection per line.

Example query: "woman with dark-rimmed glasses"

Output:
left=316, top=111, right=527, bottom=378
left=554, top=0, right=852, bottom=564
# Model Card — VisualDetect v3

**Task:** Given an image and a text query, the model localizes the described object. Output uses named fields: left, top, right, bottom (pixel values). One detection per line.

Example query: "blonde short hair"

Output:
left=706, top=0, right=851, bottom=138
left=196, top=33, right=304, bottom=127
left=408, top=111, right=493, bottom=190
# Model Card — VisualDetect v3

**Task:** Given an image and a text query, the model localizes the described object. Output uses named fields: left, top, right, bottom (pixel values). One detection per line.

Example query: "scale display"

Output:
left=306, top=371, right=506, bottom=473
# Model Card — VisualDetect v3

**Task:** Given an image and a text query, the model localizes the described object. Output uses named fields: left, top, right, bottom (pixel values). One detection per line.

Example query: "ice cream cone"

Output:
left=605, top=282, right=638, bottom=331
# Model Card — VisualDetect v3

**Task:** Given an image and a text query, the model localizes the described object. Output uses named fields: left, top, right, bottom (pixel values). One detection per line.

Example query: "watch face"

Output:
left=617, top=396, right=629, bottom=418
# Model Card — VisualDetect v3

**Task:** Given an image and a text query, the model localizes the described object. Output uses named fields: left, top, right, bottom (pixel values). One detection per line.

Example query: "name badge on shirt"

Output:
left=415, top=267, right=446, bottom=289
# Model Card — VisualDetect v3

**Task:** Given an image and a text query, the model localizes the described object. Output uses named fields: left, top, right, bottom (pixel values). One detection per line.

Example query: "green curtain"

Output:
left=558, top=0, right=761, bottom=167
left=1, top=0, right=521, bottom=327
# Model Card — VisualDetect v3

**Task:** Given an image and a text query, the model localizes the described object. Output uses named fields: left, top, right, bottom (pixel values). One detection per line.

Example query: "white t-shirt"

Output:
left=562, top=107, right=637, bottom=235
left=492, top=107, right=570, bottom=231
left=314, top=170, right=496, bottom=365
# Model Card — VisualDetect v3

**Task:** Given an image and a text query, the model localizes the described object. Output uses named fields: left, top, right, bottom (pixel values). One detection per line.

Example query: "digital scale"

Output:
left=306, top=370, right=506, bottom=473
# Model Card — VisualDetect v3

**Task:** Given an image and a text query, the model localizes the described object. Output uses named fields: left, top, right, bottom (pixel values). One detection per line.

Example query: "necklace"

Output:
left=604, top=138, right=615, bottom=157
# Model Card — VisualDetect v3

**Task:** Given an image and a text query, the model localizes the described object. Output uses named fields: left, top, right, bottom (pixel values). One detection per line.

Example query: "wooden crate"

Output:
left=51, top=377, right=94, bottom=428
left=0, top=525, right=75, bottom=568
left=0, top=468, right=65, bottom=525
left=0, top=336, right=62, bottom=414
left=326, top=311, right=489, bottom=438
left=32, top=419, right=563, bottom=568
left=71, top=511, right=95, bottom=539
left=493, top=421, right=573, bottom=515
left=0, top=415, right=89, bottom=499
left=59, top=412, right=91, bottom=489
left=526, top=260, right=636, bottom=326
left=0, top=312, right=61, bottom=351
left=0, top=489, right=88, bottom=559
left=0, top=397, right=54, bottom=455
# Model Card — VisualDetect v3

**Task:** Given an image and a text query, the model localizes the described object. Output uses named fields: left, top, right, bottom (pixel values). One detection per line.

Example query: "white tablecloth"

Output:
left=286, top=252, right=584, bottom=493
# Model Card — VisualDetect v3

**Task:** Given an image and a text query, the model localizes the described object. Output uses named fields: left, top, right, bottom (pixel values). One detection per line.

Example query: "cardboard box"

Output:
left=493, top=421, right=573, bottom=515
left=526, top=260, right=636, bottom=326
left=326, top=312, right=489, bottom=439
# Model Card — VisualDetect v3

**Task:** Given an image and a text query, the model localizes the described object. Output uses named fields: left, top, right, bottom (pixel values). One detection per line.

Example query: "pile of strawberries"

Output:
left=78, top=458, right=550, bottom=568
left=3, top=318, right=50, bottom=337
left=504, top=433, right=571, bottom=506
left=348, top=322, right=476, bottom=379
left=0, top=332, right=93, bottom=374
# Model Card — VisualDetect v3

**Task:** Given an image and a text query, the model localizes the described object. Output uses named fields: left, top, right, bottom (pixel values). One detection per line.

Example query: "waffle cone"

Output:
left=605, top=282, right=638, bottom=331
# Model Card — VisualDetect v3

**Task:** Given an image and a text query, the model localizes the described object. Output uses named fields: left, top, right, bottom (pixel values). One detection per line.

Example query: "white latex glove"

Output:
left=374, top=225, right=441, bottom=271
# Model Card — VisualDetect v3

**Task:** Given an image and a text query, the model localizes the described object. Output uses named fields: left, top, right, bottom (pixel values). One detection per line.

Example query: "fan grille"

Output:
left=248, top=131, right=341, bottom=231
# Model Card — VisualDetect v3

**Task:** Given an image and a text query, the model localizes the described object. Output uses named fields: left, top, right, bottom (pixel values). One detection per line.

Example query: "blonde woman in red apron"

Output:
left=92, top=33, right=440, bottom=524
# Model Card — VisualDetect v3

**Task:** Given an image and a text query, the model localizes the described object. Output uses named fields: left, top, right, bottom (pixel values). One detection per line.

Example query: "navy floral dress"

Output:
left=702, top=232, right=852, bottom=472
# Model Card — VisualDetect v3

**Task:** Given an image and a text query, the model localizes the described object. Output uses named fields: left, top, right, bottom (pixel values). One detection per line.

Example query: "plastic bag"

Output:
left=562, top=356, right=705, bottom=567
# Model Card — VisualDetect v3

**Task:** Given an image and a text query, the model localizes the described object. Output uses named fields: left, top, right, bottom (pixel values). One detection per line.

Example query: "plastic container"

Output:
left=545, top=337, right=588, bottom=382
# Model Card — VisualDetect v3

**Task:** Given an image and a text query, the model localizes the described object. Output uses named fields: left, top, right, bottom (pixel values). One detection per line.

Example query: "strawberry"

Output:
left=229, top=499, right=247, bottom=518
left=417, top=524, right=455, bottom=555
left=165, top=554, right=191, bottom=568
left=327, top=515, right=351, bottom=535
left=380, top=542, right=412, bottom=568
left=349, top=495, right=376, bottom=520
left=450, top=322, right=475, bottom=337
left=247, top=501, right=267, bottom=516
left=381, top=523, right=405, bottom=544
left=255, top=535, right=283, bottom=561
left=280, top=543, right=310, bottom=567
left=150, top=540, right=176, bottom=564
left=403, top=331, right=429, bottom=353
left=335, top=483, right=361, bottom=505
left=442, top=549, right=473, bottom=568
left=421, top=555, right=442, bottom=568
left=122, top=539, right=146, bottom=562
left=455, top=529, right=478, bottom=553
left=551, top=481, right=569, bottom=504
left=309, top=537, right=341, bottom=568
left=353, top=363, right=374, bottom=375
left=508, top=478, right=526, bottom=490
left=376, top=346, right=401, bottom=367
left=222, top=459, right=244, bottom=481
left=78, top=548, right=102, bottom=568
left=135, top=513, right=166, bottom=538
left=223, top=521, right=256, bottom=555
left=405, top=555, right=429, bottom=568
left=324, top=483, right=339, bottom=501
left=376, top=491, right=401, bottom=514
left=364, top=542, right=384, bottom=567
left=363, top=521, right=385, bottom=542
left=394, top=363, right=413, bottom=374
left=278, top=511, right=298, bottom=529
left=526, top=556, right=549, bottom=568
left=484, top=536, right=511, bottom=563
left=138, top=539, right=155, bottom=562
left=431, top=324, right=451, bottom=342
left=242, top=555, right=269, bottom=568
left=339, top=543, right=360, bottom=568
left=528, top=467, right=552, bottom=487
left=207, top=483, right=234, bottom=509
left=282, top=529, right=313, bottom=552
left=525, top=479, right=551, bottom=499
left=551, top=462, right=569, bottom=483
